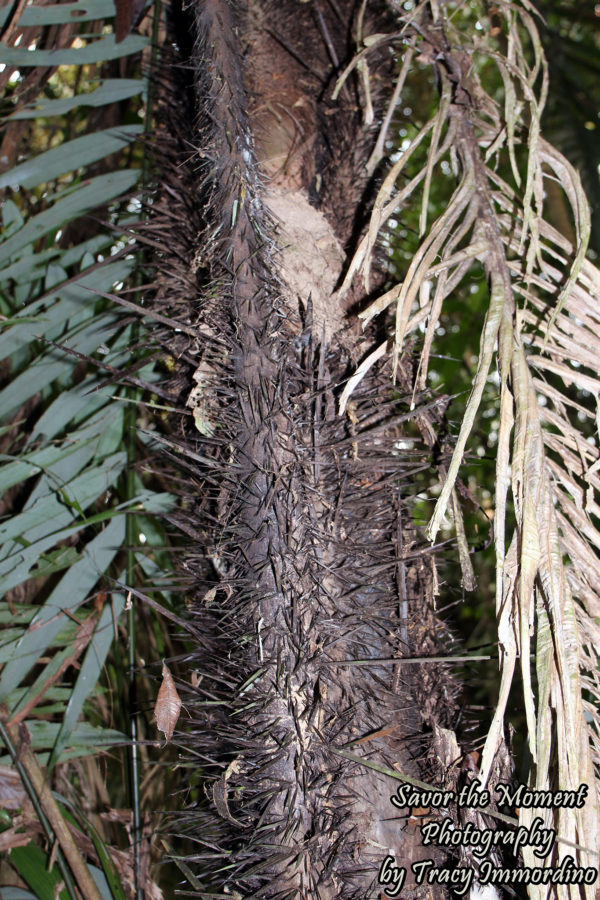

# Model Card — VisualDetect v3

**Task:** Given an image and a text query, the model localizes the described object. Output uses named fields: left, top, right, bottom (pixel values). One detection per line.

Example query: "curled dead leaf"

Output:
left=154, top=662, right=181, bottom=743
left=212, top=758, right=243, bottom=825
left=0, top=826, right=34, bottom=852
left=0, top=765, right=28, bottom=810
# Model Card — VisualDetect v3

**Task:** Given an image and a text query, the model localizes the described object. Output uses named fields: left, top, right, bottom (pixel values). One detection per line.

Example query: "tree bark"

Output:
left=153, top=1, right=461, bottom=896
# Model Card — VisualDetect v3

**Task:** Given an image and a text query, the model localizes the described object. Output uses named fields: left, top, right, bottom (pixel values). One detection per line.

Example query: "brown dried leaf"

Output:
left=0, top=764, right=28, bottom=810
left=0, top=826, right=33, bottom=853
left=154, top=662, right=181, bottom=743
left=212, top=758, right=243, bottom=825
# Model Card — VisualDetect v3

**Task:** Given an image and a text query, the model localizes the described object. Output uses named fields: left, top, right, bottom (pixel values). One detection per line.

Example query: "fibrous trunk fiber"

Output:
left=151, top=0, right=461, bottom=895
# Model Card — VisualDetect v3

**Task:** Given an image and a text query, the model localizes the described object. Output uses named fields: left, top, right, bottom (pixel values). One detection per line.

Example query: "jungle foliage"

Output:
left=0, top=3, right=183, bottom=897
left=0, top=0, right=599, bottom=897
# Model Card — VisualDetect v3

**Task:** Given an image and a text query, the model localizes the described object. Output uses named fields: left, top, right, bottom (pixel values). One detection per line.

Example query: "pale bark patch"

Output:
left=265, top=186, right=346, bottom=345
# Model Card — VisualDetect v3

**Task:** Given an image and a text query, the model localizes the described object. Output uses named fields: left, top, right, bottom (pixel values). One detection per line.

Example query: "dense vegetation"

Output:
left=1, top=0, right=599, bottom=897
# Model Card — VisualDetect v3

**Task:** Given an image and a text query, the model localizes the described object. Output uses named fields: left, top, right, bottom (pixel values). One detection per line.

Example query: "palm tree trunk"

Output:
left=155, top=1, right=461, bottom=895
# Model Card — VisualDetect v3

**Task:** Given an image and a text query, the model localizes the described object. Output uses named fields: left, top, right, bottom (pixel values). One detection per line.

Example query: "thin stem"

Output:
left=0, top=718, right=99, bottom=900
left=128, top=5, right=163, bottom=897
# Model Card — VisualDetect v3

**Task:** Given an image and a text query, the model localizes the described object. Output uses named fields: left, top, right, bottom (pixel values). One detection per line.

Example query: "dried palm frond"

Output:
left=340, top=0, right=600, bottom=886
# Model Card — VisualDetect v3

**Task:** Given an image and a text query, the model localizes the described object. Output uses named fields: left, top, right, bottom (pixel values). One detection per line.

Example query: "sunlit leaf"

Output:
left=0, top=171, right=140, bottom=269
left=0, top=127, right=143, bottom=191
left=0, top=34, right=148, bottom=67
left=9, top=842, right=68, bottom=900
left=9, top=80, right=145, bottom=120
left=12, top=0, right=116, bottom=28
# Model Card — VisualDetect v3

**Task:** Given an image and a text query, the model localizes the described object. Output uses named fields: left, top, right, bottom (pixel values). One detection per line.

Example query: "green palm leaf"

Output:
left=0, top=1, right=171, bottom=897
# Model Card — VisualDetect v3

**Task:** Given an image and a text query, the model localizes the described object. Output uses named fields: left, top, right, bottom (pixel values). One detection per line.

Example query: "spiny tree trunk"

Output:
left=153, top=1, right=464, bottom=896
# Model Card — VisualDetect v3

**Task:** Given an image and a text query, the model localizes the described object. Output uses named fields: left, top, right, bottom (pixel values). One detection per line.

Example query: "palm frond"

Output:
left=340, top=0, right=600, bottom=882
left=0, top=1, right=173, bottom=896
